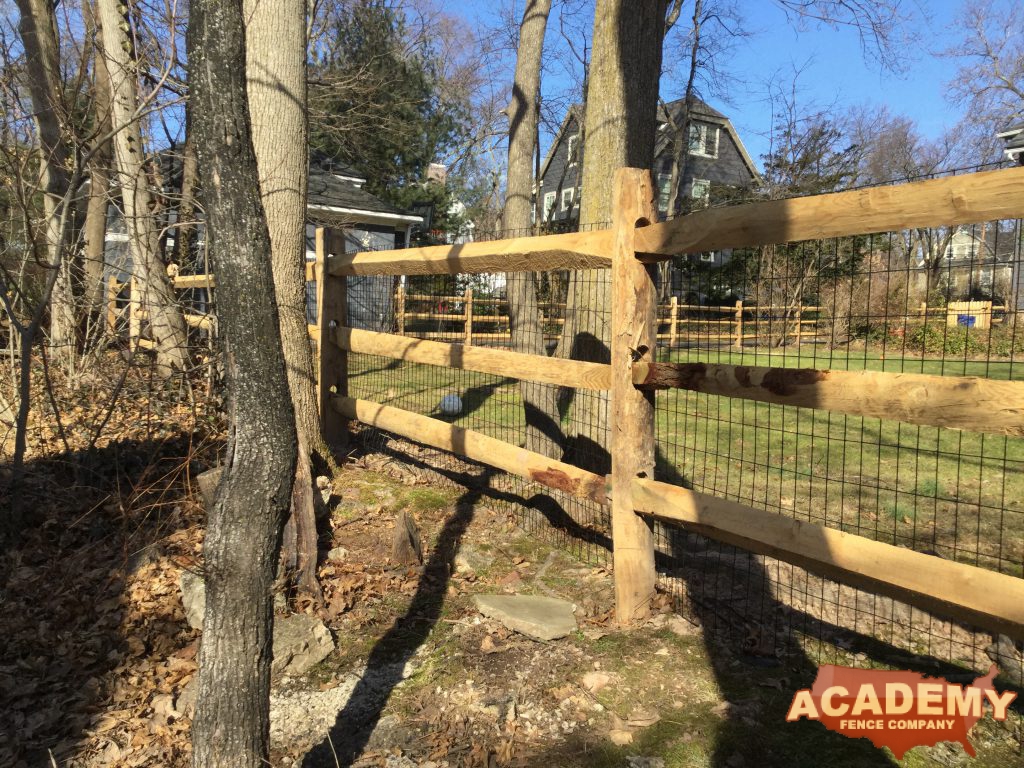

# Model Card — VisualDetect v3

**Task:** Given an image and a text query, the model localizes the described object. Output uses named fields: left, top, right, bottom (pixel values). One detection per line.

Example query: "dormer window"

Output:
left=688, top=123, right=719, bottom=158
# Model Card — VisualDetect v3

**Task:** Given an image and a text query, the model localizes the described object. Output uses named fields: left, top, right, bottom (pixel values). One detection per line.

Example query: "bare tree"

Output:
left=945, top=0, right=1024, bottom=160
left=503, top=0, right=562, bottom=458
left=96, top=0, right=189, bottom=374
left=557, top=0, right=669, bottom=473
left=188, top=0, right=297, bottom=764
left=14, top=0, right=76, bottom=359
left=244, top=0, right=332, bottom=599
left=80, top=0, right=114, bottom=314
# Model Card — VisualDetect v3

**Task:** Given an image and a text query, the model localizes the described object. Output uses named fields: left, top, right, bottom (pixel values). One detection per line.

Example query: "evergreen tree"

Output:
left=309, top=1, right=467, bottom=210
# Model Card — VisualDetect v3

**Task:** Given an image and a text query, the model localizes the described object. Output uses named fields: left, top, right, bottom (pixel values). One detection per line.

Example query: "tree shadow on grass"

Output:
left=308, top=432, right=1020, bottom=766
left=302, top=464, right=491, bottom=767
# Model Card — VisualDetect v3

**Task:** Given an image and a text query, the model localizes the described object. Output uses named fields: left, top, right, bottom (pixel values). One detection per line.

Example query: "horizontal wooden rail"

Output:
left=172, top=274, right=216, bottom=289
left=335, top=327, right=611, bottom=389
left=634, top=165, right=1024, bottom=257
left=183, top=312, right=215, bottom=331
left=631, top=478, right=1024, bottom=639
left=335, top=396, right=608, bottom=504
left=632, top=362, right=1024, bottom=436
left=327, top=229, right=614, bottom=276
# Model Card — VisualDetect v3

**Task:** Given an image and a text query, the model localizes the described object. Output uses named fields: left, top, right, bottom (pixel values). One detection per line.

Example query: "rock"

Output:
left=179, top=570, right=206, bottom=630
left=666, top=615, right=699, bottom=637
left=179, top=570, right=333, bottom=676
left=609, top=729, right=634, bottom=745
left=473, top=594, right=577, bottom=641
left=582, top=671, right=610, bottom=693
left=453, top=545, right=493, bottom=574
left=626, top=758, right=665, bottom=768
left=316, top=476, right=332, bottom=506
left=391, top=511, right=422, bottom=565
left=327, top=546, right=349, bottom=563
left=174, top=677, right=198, bottom=718
left=627, top=707, right=661, bottom=727
left=272, top=614, right=334, bottom=677
left=195, top=467, right=224, bottom=509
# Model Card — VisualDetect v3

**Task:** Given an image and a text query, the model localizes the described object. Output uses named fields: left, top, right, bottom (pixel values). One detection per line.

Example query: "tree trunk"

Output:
left=503, top=0, right=561, bottom=458
left=170, top=131, right=199, bottom=268
left=244, top=0, right=331, bottom=600
left=97, top=0, right=189, bottom=374
left=15, top=0, right=76, bottom=361
left=188, top=0, right=297, bottom=764
left=557, top=0, right=668, bottom=473
left=665, top=0, right=702, bottom=220
left=81, top=0, right=113, bottom=314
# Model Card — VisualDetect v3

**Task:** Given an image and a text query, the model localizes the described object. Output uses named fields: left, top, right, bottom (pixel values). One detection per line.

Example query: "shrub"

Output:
left=908, top=324, right=987, bottom=356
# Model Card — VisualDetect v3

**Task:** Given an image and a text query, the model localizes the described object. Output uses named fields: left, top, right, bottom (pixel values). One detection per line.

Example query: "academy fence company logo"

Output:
left=786, top=664, right=1017, bottom=759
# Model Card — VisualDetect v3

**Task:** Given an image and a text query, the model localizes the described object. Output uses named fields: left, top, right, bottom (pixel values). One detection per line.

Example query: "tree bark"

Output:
left=503, top=0, right=561, bottom=458
left=15, top=0, right=76, bottom=360
left=81, top=0, right=113, bottom=314
left=557, top=0, right=668, bottom=473
left=188, top=0, right=298, bottom=764
left=170, top=131, right=199, bottom=268
left=244, top=0, right=330, bottom=600
left=97, top=0, right=189, bottom=374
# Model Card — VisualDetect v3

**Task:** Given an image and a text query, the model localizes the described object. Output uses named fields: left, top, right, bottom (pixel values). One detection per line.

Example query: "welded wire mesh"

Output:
left=652, top=204, right=1024, bottom=712
left=346, top=222, right=615, bottom=565
left=334, top=167, right=1024, bottom=745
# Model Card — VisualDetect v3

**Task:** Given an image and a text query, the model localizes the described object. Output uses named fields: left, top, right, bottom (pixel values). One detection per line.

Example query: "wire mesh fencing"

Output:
left=335, top=185, right=1024, bottom=753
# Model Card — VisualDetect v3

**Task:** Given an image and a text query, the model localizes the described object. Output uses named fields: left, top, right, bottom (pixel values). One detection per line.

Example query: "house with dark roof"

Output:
left=536, top=98, right=759, bottom=227
left=998, top=121, right=1024, bottom=165
left=103, top=153, right=422, bottom=332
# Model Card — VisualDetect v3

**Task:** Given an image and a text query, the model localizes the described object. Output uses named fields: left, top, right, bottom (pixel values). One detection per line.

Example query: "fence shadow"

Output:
left=302, top=465, right=492, bottom=767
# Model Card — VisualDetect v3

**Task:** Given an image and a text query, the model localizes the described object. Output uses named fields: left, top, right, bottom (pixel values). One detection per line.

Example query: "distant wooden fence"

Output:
left=308, top=165, right=1024, bottom=638
left=396, top=294, right=1012, bottom=348
left=106, top=273, right=217, bottom=350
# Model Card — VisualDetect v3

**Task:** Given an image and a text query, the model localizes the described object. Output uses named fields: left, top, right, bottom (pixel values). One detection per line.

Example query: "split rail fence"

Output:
left=392, top=292, right=1012, bottom=347
left=310, top=165, right=1024, bottom=641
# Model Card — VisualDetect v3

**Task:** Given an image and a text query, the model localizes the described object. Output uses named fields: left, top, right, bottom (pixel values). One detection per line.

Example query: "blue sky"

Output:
left=458, top=1, right=968, bottom=169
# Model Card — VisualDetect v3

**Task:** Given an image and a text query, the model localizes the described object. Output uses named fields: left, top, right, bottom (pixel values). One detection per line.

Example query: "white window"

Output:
left=656, top=172, right=672, bottom=214
left=560, top=187, right=575, bottom=212
left=687, top=123, right=719, bottom=158
left=543, top=191, right=557, bottom=218
left=700, top=252, right=716, bottom=263
left=567, top=134, right=580, bottom=166
left=691, top=178, right=711, bottom=207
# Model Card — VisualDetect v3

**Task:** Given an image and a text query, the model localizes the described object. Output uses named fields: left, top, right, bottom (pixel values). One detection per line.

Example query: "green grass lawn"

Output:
left=348, top=346, right=1024, bottom=578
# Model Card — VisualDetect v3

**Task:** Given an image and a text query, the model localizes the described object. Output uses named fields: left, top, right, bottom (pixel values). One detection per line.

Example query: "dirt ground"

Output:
left=1, top=413, right=1021, bottom=767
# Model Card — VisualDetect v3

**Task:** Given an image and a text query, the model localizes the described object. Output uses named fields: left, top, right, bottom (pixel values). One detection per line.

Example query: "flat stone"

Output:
left=473, top=594, right=576, bottom=641
left=272, top=613, right=334, bottom=677
left=327, top=546, right=349, bottom=563
left=179, top=570, right=206, bottom=630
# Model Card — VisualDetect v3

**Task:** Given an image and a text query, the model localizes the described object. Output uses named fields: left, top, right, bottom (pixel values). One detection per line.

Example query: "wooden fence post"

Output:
left=106, top=276, right=120, bottom=335
left=610, top=168, right=658, bottom=625
left=794, top=305, right=803, bottom=345
left=128, top=277, right=141, bottom=348
left=396, top=283, right=406, bottom=335
left=734, top=300, right=743, bottom=348
left=669, top=295, right=679, bottom=349
left=316, top=227, right=348, bottom=450
left=464, top=286, right=474, bottom=345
